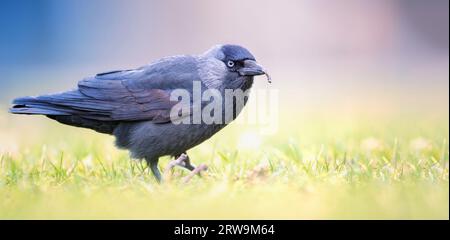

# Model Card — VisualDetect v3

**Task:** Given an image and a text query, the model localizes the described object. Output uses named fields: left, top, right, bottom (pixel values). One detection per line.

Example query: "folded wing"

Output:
left=10, top=56, right=199, bottom=127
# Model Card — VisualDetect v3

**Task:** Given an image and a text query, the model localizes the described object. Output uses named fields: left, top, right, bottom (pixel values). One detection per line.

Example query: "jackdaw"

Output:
left=10, top=44, right=270, bottom=182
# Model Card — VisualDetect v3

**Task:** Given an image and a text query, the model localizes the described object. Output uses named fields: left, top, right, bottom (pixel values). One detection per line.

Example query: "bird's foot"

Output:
left=164, top=153, right=207, bottom=182
left=164, top=153, right=189, bottom=172
left=182, top=164, right=208, bottom=183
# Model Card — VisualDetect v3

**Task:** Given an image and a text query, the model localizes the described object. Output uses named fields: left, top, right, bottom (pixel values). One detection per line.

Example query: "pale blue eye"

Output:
left=227, top=60, right=235, bottom=68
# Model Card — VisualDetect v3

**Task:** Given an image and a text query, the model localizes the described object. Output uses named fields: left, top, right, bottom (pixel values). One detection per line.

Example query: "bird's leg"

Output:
left=180, top=154, right=209, bottom=182
left=181, top=153, right=196, bottom=171
left=147, top=159, right=162, bottom=183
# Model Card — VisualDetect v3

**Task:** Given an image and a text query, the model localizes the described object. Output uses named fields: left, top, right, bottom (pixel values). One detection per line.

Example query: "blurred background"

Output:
left=0, top=0, right=448, bottom=121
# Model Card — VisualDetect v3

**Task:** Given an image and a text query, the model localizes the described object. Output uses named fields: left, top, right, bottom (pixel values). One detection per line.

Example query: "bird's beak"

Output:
left=238, top=60, right=272, bottom=83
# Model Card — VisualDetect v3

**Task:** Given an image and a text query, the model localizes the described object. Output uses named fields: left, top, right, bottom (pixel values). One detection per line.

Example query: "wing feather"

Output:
left=11, top=56, right=198, bottom=123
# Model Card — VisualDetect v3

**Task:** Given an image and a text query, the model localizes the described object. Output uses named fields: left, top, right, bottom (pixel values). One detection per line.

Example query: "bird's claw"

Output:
left=164, top=154, right=207, bottom=182
left=182, top=164, right=208, bottom=183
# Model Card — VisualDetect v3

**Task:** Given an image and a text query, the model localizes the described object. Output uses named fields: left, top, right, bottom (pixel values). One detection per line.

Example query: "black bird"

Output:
left=10, top=44, right=270, bottom=182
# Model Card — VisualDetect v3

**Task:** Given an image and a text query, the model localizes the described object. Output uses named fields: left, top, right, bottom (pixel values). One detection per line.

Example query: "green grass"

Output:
left=0, top=111, right=448, bottom=219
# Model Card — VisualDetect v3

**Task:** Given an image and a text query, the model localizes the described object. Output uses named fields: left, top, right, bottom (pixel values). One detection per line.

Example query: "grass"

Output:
left=0, top=110, right=448, bottom=219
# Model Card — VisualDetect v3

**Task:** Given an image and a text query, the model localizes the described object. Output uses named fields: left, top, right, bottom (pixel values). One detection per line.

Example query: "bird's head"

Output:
left=199, top=44, right=271, bottom=90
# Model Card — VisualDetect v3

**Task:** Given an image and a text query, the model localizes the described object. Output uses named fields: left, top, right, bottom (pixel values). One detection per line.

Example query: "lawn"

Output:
left=0, top=109, right=448, bottom=219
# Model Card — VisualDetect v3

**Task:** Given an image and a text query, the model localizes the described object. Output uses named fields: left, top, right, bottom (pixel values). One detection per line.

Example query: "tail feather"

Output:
left=9, top=106, right=68, bottom=115
left=10, top=92, right=118, bottom=134
left=10, top=96, right=72, bottom=115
